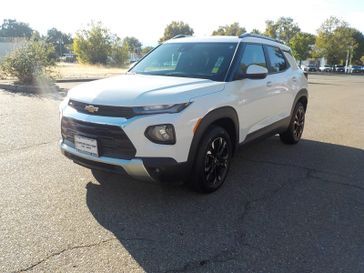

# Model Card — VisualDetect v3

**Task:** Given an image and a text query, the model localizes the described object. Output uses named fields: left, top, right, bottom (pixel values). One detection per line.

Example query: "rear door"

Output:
left=264, top=45, right=294, bottom=120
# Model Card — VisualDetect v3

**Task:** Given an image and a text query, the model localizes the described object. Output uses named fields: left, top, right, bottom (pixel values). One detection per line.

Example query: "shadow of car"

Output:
left=84, top=136, right=364, bottom=272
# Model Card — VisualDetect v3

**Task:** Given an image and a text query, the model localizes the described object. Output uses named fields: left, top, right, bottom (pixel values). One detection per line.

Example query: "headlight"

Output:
left=133, top=102, right=191, bottom=115
left=59, top=97, right=69, bottom=120
left=145, top=124, right=176, bottom=145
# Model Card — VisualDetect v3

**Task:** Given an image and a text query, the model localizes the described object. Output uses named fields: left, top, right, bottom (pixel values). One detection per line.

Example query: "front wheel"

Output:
left=189, top=126, right=232, bottom=193
left=280, top=102, right=306, bottom=144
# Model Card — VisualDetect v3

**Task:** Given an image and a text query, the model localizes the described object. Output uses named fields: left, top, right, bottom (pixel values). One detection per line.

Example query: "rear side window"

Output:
left=266, top=46, right=288, bottom=73
left=284, top=51, right=298, bottom=69
left=239, top=44, right=267, bottom=74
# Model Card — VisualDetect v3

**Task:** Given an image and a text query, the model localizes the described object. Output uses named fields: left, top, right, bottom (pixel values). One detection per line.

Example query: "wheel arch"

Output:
left=291, top=88, right=308, bottom=116
left=187, top=106, right=239, bottom=164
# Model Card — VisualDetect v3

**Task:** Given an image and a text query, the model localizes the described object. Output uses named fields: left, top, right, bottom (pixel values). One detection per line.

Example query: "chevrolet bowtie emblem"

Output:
left=84, top=105, right=99, bottom=113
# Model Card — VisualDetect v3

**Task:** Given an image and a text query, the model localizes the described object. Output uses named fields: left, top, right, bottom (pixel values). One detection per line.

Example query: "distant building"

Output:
left=0, top=37, right=26, bottom=60
left=301, top=57, right=327, bottom=67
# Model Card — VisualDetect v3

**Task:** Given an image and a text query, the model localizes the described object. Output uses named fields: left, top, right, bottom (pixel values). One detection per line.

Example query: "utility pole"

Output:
left=349, top=46, right=353, bottom=68
left=345, top=49, right=349, bottom=73
left=59, top=36, right=64, bottom=57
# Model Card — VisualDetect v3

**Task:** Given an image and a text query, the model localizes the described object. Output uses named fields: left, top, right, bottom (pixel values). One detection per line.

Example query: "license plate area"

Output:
left=74, top=135, right=99, bottom=157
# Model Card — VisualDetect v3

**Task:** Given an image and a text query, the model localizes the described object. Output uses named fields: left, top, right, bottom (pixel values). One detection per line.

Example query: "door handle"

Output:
left=292, top=77, right=297, bottom=82
left=266, top=81, right=272, bottom=87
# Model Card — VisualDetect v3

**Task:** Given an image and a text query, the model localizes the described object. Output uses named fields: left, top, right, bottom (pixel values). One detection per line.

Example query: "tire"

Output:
left=189, top=126, right=232, bottom=193
left=280, top=102, right=305, bottom=144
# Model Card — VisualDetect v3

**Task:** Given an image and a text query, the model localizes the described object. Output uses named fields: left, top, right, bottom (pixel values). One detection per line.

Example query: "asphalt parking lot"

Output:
left=0, top=74, right=363, bottom=273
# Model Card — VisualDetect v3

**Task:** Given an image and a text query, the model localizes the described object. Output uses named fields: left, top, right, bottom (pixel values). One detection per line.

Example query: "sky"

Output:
left=1, top=0, right=364, bottom=46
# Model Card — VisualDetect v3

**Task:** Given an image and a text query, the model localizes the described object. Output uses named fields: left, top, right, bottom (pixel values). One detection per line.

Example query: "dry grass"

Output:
left=54, top=62, right=128, bottom=80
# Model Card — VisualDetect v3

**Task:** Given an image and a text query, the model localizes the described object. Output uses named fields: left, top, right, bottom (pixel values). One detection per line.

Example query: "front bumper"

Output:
left=59, top=100, right=196, bottom=181
left=60, top=140, right=154, bottom=181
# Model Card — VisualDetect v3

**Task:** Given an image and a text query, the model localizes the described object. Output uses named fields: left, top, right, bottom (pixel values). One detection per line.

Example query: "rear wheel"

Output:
left=189, top=126, right=232, bottom=193
left=280, top=102, right=305, bottom=144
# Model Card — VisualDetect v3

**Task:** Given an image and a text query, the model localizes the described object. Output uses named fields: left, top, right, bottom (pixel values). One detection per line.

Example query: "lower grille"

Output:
left=61, top=117, right=136, bottom=159
left=63, top=151, right=127, bottom=175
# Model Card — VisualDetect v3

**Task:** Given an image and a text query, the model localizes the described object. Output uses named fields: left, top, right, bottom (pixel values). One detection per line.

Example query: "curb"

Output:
left=55, top=78, right=101, bottom=83
left=0, top=78, right=98, bottom=93
left=306, top=72, right=364, bottom=76
left=0, top=83, right=66, bottom=95
left=0, top=83, right=43, bottom=93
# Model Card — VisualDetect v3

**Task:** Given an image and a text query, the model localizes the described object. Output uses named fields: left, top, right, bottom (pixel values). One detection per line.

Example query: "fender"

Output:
left=291, top=88, right=308, bottom=116
left=187, top=106, right=239, bottom=164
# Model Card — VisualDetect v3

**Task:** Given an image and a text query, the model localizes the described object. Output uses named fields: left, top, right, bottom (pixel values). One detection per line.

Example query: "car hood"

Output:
left=68, top=74, right=225, bottom=106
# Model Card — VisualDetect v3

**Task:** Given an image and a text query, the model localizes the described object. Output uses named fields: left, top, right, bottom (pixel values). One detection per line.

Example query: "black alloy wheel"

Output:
left=293, top=105, right=305, bottom=141
left=204, top=136, right=230, bottom=187
left=190, top=126, right=232, bottom=193
left=280, top=102, right=306, bottom=144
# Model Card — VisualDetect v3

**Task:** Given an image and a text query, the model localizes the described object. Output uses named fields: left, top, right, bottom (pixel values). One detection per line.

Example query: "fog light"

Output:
left=145, top=124, right=176, bottom=145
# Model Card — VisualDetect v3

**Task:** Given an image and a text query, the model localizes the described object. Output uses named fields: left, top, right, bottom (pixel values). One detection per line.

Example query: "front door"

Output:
left=230, top=43, right=275, bottom=141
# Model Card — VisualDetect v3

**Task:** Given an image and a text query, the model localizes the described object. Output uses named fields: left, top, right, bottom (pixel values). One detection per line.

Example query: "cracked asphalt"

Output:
left=0, top=74, right=363, bottom=273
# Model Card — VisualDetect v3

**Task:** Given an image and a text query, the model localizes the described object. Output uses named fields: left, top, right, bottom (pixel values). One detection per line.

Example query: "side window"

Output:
left=238, top=44, right=267, bottom=74
left=266, top=46, right=288, bottom=73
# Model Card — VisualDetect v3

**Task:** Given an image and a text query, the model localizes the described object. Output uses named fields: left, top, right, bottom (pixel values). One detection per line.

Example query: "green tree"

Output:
left=315, top=17, right=357, bottom=64
left=0, top=40, right=55, bottom=84
left=0, top=19, right=33, bottom=38
left=360, top=55, right=364, bottom=65
left=141, top=46, right=154, bottom=55
left=351, top=29, right=364, bottom=65
left=46, top=28, right=73, bottom=57
left=212, top=22, right=246, bottom=36
left=73, top=22, right=112, bottom=64
left=110, top=37, right=129, bottom=66
left=264, top=17, right=301, bottom=43
left=123, top=36, right=142, bottom=54
left=289, top=32, right=316, bottom=65
left=159, top=21, right=194, bottom=43
left=251, top=29, right=262, bottom=35
left=30, top=31, right=42, bottom=41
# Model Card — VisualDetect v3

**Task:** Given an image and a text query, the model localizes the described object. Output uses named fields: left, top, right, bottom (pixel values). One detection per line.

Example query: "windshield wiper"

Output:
left=163, top=72, right=211, bottom=79
left=164, top=72, right=193, bottom=78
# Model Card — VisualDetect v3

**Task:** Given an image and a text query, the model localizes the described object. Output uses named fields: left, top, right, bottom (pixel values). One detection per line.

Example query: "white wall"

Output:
left=0, top=38, right=26, bottom=60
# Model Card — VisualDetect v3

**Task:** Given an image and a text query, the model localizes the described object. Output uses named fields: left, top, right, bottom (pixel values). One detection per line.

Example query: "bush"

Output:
left=73, top=22, right=112, bottom=64
left=110, top=39, right=129, bottom=66
left=0, top=40, right=55, bottom=84
left=73, top=22, right=133, bottom=66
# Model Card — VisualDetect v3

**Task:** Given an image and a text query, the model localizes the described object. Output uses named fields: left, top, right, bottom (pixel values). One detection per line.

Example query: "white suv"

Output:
left=60, top=34, right=308, bottom=193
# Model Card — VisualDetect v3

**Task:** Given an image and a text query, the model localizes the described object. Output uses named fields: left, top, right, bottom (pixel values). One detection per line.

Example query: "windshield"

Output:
left=130, top=42, right=238, bottom=81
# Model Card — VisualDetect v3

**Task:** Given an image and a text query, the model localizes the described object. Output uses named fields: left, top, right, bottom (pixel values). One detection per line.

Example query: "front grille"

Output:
left=61, top=117, right=136, bottom=159
left=69, top=100, right=136, bottom=118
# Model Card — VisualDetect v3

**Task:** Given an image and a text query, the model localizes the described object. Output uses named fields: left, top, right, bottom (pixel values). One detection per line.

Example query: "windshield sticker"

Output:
left=212, top=57, right=224, bottom=73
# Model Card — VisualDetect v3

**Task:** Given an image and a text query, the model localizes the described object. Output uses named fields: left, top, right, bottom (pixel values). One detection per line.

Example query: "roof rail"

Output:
left=239, top=33, right=285, bottom=45
left=172, top=34, right=190, bottom=39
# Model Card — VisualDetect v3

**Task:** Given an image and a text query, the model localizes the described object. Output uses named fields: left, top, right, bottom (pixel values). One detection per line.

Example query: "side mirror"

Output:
left=245, top=65, right=268, bottom=79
